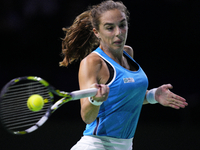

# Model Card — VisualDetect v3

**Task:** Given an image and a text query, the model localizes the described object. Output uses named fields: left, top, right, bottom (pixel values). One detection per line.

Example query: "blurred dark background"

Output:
left=0, top=0, right=199, bottom=149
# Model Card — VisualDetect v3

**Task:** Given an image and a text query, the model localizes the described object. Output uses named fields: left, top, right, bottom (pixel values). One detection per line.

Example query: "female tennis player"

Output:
left=60, top=0, right=188, bottom=149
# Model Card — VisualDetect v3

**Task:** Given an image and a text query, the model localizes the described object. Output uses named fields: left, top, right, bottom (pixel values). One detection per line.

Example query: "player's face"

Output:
left=93, top=9, right=128, bottom=52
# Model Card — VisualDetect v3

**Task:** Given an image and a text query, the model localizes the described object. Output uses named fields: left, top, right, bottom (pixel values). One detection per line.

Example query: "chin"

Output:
left=113, top=44, right=124, bottom=49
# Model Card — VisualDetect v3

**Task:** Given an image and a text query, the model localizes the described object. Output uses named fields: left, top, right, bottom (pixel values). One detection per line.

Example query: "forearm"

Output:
left=81, top=98, right=100, bottom=124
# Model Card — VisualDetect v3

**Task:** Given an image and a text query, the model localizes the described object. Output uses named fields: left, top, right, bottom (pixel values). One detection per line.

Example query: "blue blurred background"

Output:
left=0, top=0, right=199, bottom=149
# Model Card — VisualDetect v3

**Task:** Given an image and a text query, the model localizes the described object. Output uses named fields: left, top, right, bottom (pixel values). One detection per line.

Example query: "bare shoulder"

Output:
left=80, top=52, right=103, bottom=68
left=79, top=52, right=103, bottom=89
left=79, top=52, right=103, bottom=79
left=124, top=45, right=134, bottom=58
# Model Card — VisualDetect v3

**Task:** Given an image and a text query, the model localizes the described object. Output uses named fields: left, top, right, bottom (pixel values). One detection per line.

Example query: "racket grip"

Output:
left=70, top=88, right=98, bottom=100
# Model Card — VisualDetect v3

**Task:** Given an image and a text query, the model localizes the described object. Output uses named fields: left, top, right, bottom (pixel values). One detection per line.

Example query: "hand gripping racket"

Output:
left=0, top=76, right=97, bottom=135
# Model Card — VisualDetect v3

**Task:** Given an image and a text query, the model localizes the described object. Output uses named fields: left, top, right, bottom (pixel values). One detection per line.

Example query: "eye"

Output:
left=106, top=26, right=114, bottom=31
left=119, top=23, right=127, bottom=28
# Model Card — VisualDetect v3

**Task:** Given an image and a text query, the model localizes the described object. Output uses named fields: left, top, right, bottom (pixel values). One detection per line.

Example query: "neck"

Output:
left=99, top=45, right=124, bottom=65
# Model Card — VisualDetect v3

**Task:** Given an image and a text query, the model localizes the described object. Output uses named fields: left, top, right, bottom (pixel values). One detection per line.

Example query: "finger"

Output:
left=164, top=84, right=173, bottom=90
left=169, top=102, right=186, bottom=109
left=99, top=84, right=105, bottom=95
left=168, top=98, right=183, bottom=109
left=91, top=84, right=102, bottom=97
left=90, top=83, right=101, bottom=90
left=94, top=84, right=106, bottom=99
left=168, top=103, right=180, bottom=109
left=106, top=85, right=110, bottom=93
left=94, top=83, right=101, bottom=89
left=170, top=93, right=188, bottom=106
left=167, top=90, right=187, bottom=102
left=100, top=84, right=109, bottom=96
left=168, top=98, right=188, bottom=109
left=176, top=95, right=187, bottom=102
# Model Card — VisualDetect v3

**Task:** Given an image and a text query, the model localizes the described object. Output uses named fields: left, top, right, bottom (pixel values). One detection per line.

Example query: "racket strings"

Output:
left=0, top=80, right=52, bottom=132
left=1, top=110, right=46, bottom=122
left=4, top=82, right=46, bottom=99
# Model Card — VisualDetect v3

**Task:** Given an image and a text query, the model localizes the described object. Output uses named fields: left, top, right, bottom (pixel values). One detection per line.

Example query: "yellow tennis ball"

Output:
left=27, top=94, right=44, bottom=112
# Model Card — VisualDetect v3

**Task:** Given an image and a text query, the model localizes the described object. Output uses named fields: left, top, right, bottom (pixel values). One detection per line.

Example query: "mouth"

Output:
left=113, top=40, right=123, bottom=45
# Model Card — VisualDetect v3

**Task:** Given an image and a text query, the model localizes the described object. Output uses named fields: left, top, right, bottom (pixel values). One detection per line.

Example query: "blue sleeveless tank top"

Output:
left=83, top=47, right=148, bottom=139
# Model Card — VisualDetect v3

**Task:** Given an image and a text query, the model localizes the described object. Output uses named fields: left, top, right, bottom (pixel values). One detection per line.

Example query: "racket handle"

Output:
left=70, top=88, right=98, bottom=100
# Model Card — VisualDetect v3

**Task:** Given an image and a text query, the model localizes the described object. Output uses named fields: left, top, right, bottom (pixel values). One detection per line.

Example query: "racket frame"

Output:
left=0, top=76, right=97, bottom=135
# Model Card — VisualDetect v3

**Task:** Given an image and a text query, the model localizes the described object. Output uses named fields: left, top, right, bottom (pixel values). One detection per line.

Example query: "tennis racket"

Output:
left=0, top=76, right=97, bottom=135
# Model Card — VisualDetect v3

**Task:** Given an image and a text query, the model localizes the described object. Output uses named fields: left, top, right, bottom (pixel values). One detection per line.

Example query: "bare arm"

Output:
left=79, top=54, right=109, bottom=124
left=144, top=84, right=188, bottom=109
left=154, top=84, right=188, bottom=109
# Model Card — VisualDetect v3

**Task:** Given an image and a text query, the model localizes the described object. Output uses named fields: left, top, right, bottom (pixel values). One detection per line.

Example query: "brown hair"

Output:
left=60, top=0, right=129, bottom=67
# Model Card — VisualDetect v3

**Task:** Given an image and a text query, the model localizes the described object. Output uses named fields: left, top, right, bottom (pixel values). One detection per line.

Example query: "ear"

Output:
left=93, top=28, right=100, bottom=39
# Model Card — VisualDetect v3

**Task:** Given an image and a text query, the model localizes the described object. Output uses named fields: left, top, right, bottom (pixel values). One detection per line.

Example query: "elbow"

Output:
left=83, top=119, right=93, bottom=125
left=81, top=110, right=97, bottom=124
left=81, top=114, right=95, bottom=124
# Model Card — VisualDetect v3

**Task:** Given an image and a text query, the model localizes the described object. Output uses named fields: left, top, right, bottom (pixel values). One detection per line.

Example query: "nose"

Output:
left=115, top=26, right=121, bottom=36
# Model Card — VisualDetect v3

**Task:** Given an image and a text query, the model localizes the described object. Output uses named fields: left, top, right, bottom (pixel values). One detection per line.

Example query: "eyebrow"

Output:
left=104, top=19, right=126, bottom=26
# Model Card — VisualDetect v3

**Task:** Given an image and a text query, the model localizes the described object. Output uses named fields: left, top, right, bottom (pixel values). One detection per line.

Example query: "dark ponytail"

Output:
left=60, top=11, right=99, bottom=67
